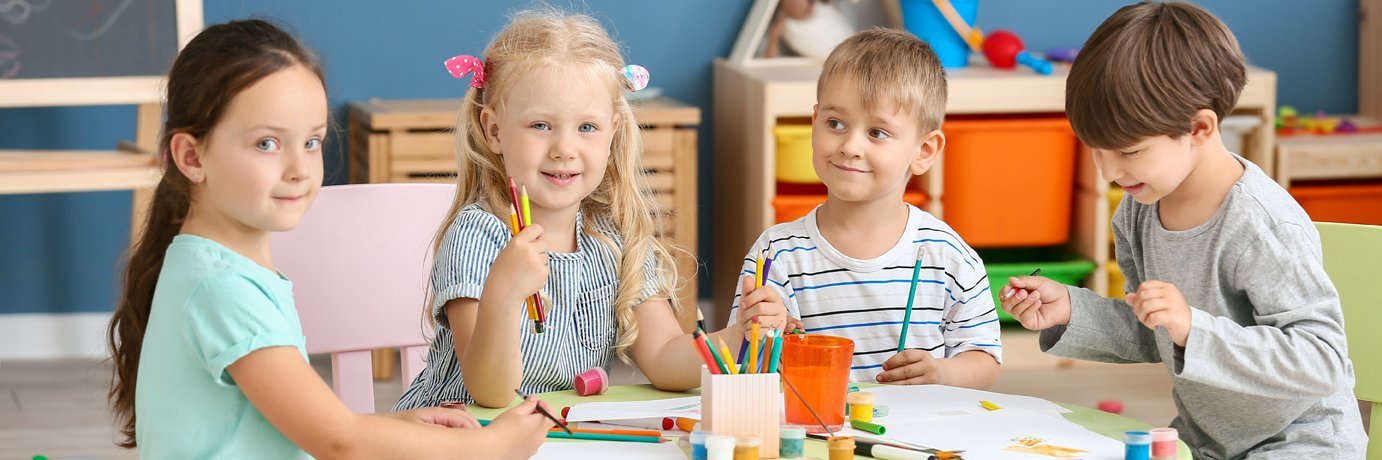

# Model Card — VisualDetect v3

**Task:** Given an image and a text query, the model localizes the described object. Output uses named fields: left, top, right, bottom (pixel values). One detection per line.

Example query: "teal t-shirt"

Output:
left=134, top=234, right=309, bottom=459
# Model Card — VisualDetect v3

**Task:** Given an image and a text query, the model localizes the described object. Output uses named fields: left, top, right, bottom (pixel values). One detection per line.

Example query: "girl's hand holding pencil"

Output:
left=998, top=274, right=1072, bottom=331
left=484, top=396, right=557, bottom=459
left=487, top=224, right=550, bottom=309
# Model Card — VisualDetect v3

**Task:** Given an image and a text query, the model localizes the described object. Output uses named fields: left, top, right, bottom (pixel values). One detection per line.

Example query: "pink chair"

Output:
left=270, top=183, right=455, bottom=413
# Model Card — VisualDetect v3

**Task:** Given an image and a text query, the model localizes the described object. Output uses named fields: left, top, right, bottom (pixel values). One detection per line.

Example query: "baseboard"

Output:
left=0, top=313, right=111, bottom=359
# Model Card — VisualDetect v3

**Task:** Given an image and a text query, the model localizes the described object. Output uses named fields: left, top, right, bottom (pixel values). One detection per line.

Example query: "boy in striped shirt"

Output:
left=728, top=29, right=1001, bottom=387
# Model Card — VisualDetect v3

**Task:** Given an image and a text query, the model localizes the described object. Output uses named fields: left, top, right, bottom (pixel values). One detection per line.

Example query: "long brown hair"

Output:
left=106, top=19, right=324, bottom=448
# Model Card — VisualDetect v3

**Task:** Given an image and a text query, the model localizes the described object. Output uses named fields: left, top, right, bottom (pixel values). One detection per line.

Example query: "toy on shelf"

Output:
left=1276, top=106, right=1382, bottom=136
left=982, top=30, right=1053, bottom=75
left=1043, top=47, right=1079, bottom=63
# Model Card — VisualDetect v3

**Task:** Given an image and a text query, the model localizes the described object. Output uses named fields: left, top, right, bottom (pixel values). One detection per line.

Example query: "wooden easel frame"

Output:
left=0, top=0, right=203, bottom=240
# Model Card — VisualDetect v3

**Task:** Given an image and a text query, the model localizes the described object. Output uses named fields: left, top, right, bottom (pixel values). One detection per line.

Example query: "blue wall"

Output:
left=0, top=1, right=1359, bottom=314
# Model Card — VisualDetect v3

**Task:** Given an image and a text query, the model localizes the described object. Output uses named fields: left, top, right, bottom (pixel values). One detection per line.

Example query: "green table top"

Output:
left=467, top=384, right=1190, bottom=459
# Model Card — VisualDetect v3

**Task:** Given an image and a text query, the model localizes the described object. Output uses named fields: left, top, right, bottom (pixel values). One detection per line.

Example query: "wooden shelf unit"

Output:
left=711, top=59, right=1277, bottom=316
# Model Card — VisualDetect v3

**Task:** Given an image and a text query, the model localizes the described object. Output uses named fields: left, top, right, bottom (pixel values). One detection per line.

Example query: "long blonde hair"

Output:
left=427, top=9, right=679, bottom=362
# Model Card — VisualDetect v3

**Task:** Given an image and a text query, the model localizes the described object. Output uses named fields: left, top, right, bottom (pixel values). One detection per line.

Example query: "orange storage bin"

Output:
left=942, top=116, right=1078, bottom=248
left=773, top=191, right=928, bottom=223
left=1288, top=181, right=1382, bottom=225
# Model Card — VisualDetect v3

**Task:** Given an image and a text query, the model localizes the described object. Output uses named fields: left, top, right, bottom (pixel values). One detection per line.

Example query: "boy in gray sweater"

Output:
left=999, top=3, right=1367, bottom=458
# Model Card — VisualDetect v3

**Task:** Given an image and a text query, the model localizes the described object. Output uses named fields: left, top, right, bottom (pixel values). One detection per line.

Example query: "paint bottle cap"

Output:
left=846, top=392, right=874, bottom=405
left=573, top=367, right=609, bottom=396
left=826, top=436, right=855, bottom=450
left=1150, top=427, right=1178, bottom=442
left=690, top=430, right=711, bottom=445
left=707, top=434, right=736, bottom=451
left=780, top=426, right=806, bottom=439
left=1124, top=431, right=1152, bottom=444
left=735, top=436, right=762, bottom=447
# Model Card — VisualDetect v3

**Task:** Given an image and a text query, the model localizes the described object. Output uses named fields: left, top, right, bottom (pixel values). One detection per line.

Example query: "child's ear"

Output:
left=1189, top=108, right=1219, bottom=148
left=910, top=129, right=944, bottom=175
left=811, top=104, right=818, bottom=125
left=169, top=132, right=205, bottom=183
left=480, top=107, right=503, bottom=154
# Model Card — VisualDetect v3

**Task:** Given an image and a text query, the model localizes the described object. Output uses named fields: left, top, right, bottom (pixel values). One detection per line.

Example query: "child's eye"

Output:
left=1120, top=149, right=1143, bottom=157
left=531, top=122, right=551, bottom=131
left=256, top=138, right=280, bottom=152
left=579, top=123, right=598, bottom=133
left=305, top=138, right=322, bottom=150
left=868, top=128, right=891, bottom=140
left=826, top=119, right=844, bottom=130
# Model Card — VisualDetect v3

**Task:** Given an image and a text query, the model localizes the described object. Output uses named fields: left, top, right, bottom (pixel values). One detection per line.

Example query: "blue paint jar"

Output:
left=691, top=430, right=710, bottom=460
left=1125, top=430, right=1151, bottom=460
left=779, top=425, right=806, bottom=458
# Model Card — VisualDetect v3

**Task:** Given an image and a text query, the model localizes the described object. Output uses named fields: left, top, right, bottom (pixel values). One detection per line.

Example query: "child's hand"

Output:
left=998, top=275, right=1071, bottom=331
left=876, top=350, right=944, bottom=385
left=1126, top=280, right=1191, bottom=347
left=486, top=224, right=549, bottom=306
left=736, top=274, right=790, bottom=333
left=389, top=406, right=480, bottom=428
left=486, top=397, right=555, bottom=459
left=784, top=316, right=806, bottom=334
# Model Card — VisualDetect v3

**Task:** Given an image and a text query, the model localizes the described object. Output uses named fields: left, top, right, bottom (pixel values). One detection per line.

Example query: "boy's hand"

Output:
left=485, top=225, right=549, bottom=307
left=487, top=397, right=556, bottom=459
left=876, top=350, right=944, bottom=385
left=736, top=274, right=790, bottom=334
left=389, top=406, right=480, bottom=428
left=1126, top=280, right=1191, bottom=347
left=998, top=275, right=1071, bottom=331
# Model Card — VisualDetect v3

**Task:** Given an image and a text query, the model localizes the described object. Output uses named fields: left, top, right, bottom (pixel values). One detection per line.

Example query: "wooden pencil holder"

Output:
left=700, top=366, right=781, bottom=458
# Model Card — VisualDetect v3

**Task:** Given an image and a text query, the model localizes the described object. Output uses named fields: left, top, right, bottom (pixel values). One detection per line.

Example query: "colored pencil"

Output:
left=898, top=246, right=925, bottom=352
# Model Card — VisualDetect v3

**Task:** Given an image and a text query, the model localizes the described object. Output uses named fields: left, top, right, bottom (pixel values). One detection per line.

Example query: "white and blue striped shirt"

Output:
left=727, top=205, right=1002, bottom=382
left=396, top=203, right=657, bottom=409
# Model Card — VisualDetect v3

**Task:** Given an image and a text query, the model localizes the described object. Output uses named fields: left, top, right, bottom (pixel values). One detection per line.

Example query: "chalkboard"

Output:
left=0, top=0, right=182, bottom=80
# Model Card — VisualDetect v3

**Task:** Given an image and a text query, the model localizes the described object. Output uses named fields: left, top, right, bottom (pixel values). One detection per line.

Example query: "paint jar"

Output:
left=847, top=392, right=875, bottom=422
left=827, top=436, right=855, bottom=460
left=707, top=434, right=736, bottom=460
left=779, top=425, right=806, bottom=458
left=1150, top=427, right=1178, bottom=460
left=733, top=437, right=761, bottom=460
left=690, top=430, right=711, bottom=460
left=1124, top=430, right=1150, bottom=460
left=573, top=367, right=608, bottom=396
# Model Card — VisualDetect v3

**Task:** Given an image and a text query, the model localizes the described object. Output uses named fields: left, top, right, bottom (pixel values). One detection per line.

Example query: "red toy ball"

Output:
left=982, top=30, right=1025, bottom=69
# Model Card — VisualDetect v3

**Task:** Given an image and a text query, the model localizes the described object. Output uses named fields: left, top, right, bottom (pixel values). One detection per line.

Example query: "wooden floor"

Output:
left=1, top=325, right=1366, bottom=458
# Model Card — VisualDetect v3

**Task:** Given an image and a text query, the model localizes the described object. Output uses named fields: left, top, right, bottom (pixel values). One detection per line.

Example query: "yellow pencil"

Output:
left=508, top=210, right=520, bottom=235
left=520, top=185, right=533, bottom=227
left=755, top=248, right=765, bottom=288
left=749, top=320, right=760, bottom=374
left=717, top=337, right=738, bottom=374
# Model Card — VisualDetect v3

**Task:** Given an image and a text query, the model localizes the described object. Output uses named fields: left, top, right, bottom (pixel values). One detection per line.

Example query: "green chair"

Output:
left=1316, top=222, right=1381, bottom=459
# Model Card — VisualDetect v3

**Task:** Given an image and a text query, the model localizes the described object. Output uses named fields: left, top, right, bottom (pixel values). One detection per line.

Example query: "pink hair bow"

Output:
left=444, top=55, right=486, bottom=89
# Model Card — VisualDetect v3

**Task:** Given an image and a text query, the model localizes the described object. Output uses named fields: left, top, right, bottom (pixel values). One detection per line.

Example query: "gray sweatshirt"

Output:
left=1040, top=156, right=1367, bottom=459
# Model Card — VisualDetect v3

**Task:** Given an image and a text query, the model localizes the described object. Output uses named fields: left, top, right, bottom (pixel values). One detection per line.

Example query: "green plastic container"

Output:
left=977, top=247, right=1096, bottom=322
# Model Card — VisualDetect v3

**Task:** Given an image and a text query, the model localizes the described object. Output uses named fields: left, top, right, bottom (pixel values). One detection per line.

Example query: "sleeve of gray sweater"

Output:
left=1175, top=222, right=1352, bottom=399
left=1038, top=213, right=1160, bottom=364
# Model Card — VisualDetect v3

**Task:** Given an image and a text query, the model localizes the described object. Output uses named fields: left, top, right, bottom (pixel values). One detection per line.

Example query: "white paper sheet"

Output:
left=862, top=385, right=1071, bottom=424
left=530, top=440, right=686, bottom=459
left=856, top=407, right=1124, bottom=460
left=564, top=396, right=703, bottom=422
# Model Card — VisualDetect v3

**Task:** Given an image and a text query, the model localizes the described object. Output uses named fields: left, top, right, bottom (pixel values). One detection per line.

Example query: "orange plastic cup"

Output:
left=780, top=334, right=854, bottom=433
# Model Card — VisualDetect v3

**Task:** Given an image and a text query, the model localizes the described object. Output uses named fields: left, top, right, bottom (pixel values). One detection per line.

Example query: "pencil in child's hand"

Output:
left=516, top=389, right=571, bottom=434
left=999, top=268, right=1043, bottom=302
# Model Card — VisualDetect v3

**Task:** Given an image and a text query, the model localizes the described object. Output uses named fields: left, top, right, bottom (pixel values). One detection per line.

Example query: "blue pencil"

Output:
left=898, top=246, right=925, bottom=353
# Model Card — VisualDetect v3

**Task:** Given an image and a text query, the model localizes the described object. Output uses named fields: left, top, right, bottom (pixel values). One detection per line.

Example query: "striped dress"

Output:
left=395, top=203, right=660, bottom=409
left=727, top=205, right=1002, bottom=383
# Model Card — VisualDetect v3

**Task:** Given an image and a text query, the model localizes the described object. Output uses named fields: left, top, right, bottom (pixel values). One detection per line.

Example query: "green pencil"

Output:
left=898, top=246, right=925, bottom=353
left=545, top=431, right=664, bottom=443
